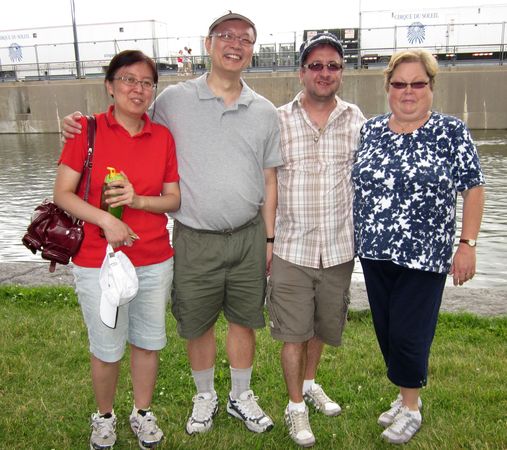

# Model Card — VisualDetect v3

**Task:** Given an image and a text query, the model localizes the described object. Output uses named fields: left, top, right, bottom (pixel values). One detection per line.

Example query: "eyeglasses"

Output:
left=210, top=31, right=255, bottom=47
left=114, top=76, right=156, bottom=90
left=303, top=62, right=343, bottom=72
left=390, top=81, right=429, bottom=89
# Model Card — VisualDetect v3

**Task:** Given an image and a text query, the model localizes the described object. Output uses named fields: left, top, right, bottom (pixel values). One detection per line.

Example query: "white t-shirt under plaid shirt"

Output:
left=275, top=92, right=365, bottom=269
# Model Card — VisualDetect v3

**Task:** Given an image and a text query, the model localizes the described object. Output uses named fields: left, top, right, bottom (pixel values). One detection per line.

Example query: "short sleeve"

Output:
left=450, top=119, right=486, bottom=192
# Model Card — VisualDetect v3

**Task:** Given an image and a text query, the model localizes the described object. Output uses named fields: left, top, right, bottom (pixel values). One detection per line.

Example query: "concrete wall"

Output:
left=0, top=66, right=506, bottom=133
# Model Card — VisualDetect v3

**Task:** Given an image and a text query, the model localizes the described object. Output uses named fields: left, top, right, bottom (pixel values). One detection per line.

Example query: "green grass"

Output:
left=1, top=286, right=506, bottom=449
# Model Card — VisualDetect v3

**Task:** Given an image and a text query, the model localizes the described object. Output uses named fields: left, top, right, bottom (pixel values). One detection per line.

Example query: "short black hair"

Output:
left=105, top=50, right=158, bottom=84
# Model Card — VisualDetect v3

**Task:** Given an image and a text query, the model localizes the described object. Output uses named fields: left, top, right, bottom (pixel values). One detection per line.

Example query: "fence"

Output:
left=1, top=21, right=506, bottom=81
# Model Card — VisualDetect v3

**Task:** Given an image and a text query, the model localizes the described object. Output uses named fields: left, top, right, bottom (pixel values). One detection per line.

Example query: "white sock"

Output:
left=191, top=366, right=215, bottom=394
left=230, top=366, right=252, bottom=399
left=302, top=379, right=315, bottom=394
left=288, top=400, right=306, bottom=413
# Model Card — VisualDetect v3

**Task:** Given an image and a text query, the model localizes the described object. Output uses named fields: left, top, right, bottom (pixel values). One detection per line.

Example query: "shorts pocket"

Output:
left=265, top=278, right=282, bottom=331
left=340, top=289, right=351, bottom=327
left=170, top=286, right=181, bottom=322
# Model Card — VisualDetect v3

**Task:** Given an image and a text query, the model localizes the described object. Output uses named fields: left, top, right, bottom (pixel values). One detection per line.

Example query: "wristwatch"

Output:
left=459, top=238, right=477, bottom=247
left=266, top=237, right=275, bottom=243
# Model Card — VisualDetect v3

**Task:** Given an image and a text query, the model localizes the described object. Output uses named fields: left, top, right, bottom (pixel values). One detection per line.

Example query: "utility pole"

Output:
left=70, top=0, right=82, bottom=78
left=358, top=0, right=362, bottom=68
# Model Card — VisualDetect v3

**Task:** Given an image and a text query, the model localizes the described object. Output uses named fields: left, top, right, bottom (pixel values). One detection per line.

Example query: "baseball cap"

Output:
left=299, top=32, right=344, bottom=65
left=208, top=11, right=257, bottom=40
left=99, top=244, right=139, bottom=329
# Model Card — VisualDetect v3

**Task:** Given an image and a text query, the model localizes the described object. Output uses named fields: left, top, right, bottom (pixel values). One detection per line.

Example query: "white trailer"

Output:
left=0, top=20, right=202, bottom=79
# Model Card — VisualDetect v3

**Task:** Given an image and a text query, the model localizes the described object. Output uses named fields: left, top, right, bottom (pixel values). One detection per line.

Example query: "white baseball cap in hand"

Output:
left=99, top=244, right=139, bottom=328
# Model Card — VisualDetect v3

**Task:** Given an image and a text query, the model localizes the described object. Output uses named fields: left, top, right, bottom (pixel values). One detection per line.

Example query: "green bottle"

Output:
left=100, top=167, right=124, bottom=219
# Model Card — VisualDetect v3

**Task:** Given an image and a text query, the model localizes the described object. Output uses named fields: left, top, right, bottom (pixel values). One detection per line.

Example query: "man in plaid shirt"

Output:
left=266, top=33, right=365, bottom=447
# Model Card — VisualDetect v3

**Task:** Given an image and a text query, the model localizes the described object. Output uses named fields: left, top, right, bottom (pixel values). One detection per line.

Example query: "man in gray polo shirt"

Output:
left=154, top=11, right=280, bottom=436
left=62, top=11, right=281, bottom=437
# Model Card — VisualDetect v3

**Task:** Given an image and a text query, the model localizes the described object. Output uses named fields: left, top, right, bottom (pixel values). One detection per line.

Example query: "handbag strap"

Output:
left=80, top=115, right=96, bottom=202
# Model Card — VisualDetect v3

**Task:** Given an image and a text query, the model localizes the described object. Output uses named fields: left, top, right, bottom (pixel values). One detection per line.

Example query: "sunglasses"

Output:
left=303, top=62, right=343, bottom=72
left=390, top=81, right=429, bottom=89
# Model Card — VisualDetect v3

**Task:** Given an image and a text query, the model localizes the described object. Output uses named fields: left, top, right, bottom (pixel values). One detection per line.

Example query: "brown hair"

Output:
left=105, top=50, right=158, bottom=84
left=384, top=49, right=438, bottom=91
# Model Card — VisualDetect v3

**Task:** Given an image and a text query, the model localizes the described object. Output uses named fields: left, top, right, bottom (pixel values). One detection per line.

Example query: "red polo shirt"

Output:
left=59, top=106, right=179, bottom=267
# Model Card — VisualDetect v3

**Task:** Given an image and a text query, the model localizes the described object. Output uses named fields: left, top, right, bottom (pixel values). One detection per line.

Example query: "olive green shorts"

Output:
left=171, top=214, right=267, bottom=339
left=266, top=254, right=354, bottom=346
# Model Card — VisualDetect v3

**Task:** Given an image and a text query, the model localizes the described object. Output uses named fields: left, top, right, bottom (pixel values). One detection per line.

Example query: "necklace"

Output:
left=390, top=112, right=430, bottom=134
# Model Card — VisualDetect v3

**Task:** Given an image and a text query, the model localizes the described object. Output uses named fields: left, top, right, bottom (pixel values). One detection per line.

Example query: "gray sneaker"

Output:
left=129, top=409, right=164, bottom=449
left=378, top=394, right=423, bottom=427
left=381, top=406, right=422, bottom=444
left=90, top=412, right=117, bottom=450
left=284, top=406, right=315, bottom=448
left=185, top=392, right=219, bottom=435
left=303, top=383, right=341, bottom=416
left=227, top=389, right=274, bottom=433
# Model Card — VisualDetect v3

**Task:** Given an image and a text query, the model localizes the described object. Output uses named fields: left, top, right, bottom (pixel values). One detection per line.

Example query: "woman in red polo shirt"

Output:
left=54, top=50, right=180, bottom=450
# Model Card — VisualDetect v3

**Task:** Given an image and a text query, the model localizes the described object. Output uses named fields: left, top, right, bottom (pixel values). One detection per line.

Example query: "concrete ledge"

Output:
left=0, top=66, right=506, bottom=133
left=1, top=262, right=505, bottom=317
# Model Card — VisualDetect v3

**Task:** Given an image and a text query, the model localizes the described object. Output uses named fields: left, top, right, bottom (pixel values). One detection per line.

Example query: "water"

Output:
left=1, top=131, right=506, bottom=289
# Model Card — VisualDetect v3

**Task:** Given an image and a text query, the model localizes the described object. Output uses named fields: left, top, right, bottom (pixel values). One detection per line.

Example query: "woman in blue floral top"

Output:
left=352, top=49, right=485, bottom=445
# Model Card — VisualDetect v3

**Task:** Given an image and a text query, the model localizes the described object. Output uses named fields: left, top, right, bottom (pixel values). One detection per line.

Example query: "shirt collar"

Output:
left=195, top=73, right=255, bottom=107
left=292, top=91, right=350, bottom=120
left=105, top=105, right=152, bottom=135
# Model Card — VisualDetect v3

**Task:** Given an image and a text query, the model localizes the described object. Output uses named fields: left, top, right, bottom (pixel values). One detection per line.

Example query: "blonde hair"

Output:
left=384, top=49, right=438, bottom=91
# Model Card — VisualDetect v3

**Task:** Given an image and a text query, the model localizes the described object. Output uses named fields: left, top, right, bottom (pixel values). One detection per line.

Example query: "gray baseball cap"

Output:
left=208, top=11, right=257, bottom=40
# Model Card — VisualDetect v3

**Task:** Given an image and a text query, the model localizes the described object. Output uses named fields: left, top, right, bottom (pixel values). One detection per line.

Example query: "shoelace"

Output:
left=385, top=399, right=403, bottom=418
left=389, top=408, right=419, bottom=434
left=192, top=395, right=216, bottom=420
left=92, top=415, right=115, bottom=436
left=137, top=412, right=159, bottom=434
left=288, top=410, right=311, bottom=436
left=236, top=392, right=264, bottom=418
left=309, top=385, right=333, bottom=406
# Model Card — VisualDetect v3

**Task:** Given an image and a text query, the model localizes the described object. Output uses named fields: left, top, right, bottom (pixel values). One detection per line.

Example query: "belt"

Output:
left=175, top=213, right=260, bottom=235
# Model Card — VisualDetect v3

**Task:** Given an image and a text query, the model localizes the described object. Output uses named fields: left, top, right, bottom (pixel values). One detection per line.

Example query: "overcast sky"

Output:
left=2, top=0, right=504, bottom=39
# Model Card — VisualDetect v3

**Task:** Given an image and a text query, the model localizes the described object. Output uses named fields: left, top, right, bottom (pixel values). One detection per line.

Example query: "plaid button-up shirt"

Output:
left=274, top=92, right=365, bottom=268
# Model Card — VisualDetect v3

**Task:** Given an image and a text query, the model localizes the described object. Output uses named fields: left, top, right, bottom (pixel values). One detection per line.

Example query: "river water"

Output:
left=1, top=130, right=506, bottom=288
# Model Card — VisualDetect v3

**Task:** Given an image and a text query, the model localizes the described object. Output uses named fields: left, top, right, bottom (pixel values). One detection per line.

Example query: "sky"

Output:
left=2, top=0, right=505, bottom=40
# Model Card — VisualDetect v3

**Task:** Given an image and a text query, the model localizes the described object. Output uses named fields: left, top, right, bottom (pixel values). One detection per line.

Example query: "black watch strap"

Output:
left=266, top=237, right=275, bottom=243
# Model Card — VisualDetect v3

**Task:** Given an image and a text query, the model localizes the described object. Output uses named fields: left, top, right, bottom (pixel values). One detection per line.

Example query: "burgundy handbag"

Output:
left=22, top=116, right=96, bottom=272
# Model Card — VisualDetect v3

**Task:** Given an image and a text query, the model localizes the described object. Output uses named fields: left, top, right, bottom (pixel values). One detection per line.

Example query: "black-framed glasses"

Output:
left=303, top=62, right=343, bottom=72
left=390, top=81, right=429, bottom=89
left=210, top=31, right=255, bottom=47
left=114, top=76, right=156, bottom=90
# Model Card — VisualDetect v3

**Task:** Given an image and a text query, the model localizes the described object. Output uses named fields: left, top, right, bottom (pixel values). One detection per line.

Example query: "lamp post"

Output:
left=70, top=0, right=82, bottom=78
left=358, top=0, right=362, bottom=68
left=293, top=31, right=297, bottom=66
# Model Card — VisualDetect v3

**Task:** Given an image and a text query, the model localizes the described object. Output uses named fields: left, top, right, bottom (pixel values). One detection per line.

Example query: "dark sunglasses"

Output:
left=303, top=62, right=343, bottom=72
left=390, top=81, right=429, bottom=89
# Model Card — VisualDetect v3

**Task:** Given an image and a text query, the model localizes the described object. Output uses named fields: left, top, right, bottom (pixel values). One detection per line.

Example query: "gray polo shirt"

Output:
left=152, top=74, right=282, bottom=230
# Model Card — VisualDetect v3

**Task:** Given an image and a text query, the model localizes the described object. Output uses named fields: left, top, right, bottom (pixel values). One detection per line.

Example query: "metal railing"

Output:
left=1, top=22, right=505, bottom=81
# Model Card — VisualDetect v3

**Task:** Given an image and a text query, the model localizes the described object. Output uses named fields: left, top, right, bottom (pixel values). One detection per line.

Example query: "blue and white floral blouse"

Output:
left=352, top=112, right=485, bottom=274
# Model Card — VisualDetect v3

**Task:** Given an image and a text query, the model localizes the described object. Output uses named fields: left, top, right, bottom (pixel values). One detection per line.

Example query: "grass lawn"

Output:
left=1, top=286, right=506, bottom=449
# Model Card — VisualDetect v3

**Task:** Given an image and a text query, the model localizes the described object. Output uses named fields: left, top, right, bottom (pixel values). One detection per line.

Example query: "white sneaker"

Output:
left=129, top=408, right=164, bottom=449
left=303, top=383, right=341, bottom=417
left=381, top=406, right=422, bottom=444
left=227, top=389, right=274, bottom=433
left=90, top=411, right=116, bottom=450
left=284, top=406, right=315, bottom=447
left=378, top=394, right=423, bottom=427
left=185, top=392, right=218, bottom=435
